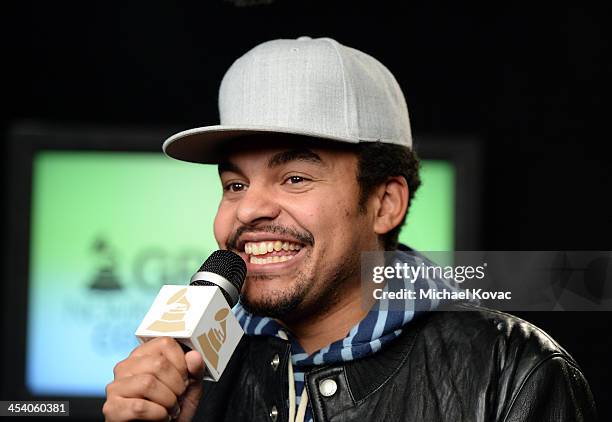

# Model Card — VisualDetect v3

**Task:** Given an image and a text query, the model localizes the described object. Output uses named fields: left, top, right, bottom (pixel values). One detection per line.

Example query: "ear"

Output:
left=372, top=176, right=409, bottom=238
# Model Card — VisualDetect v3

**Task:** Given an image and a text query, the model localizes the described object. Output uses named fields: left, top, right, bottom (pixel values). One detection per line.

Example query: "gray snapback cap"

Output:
left=163, top=36, right=412, bottom=164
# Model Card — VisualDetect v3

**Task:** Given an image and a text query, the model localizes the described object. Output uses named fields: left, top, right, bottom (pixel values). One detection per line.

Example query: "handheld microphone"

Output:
left=135, top=250, right=247, bottom=382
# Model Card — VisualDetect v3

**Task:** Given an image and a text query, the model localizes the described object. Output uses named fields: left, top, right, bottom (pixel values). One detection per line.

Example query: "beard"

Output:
left=239, top=248, right=360, bottom=323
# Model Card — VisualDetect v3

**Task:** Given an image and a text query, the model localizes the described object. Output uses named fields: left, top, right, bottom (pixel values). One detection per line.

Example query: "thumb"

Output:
left=185, top=350, right=205, bottom=380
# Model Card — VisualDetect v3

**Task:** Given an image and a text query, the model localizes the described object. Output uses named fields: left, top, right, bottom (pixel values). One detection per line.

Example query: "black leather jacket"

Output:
left=195, top=304, right=597, bottom=421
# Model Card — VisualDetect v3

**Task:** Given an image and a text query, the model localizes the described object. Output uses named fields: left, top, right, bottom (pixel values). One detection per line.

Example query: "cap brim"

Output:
left=162, top=125, right=360, bottom=164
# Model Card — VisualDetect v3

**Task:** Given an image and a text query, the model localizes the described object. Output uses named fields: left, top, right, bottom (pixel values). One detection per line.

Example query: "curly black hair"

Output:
left=355, top=141, right=421, bottom=250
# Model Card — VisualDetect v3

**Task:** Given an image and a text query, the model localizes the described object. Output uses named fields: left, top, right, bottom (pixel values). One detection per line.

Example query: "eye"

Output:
left=284, top=175, right=308, bottom=185
left=224, top=182, right=247, bottom=192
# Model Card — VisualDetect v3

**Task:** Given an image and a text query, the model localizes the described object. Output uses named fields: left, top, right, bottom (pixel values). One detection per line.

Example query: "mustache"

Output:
left=226, top=224, right=315, bottom=251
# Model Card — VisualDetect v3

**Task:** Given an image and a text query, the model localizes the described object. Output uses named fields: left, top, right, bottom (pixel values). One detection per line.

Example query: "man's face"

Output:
left=213, top=136, right=378, bottom=321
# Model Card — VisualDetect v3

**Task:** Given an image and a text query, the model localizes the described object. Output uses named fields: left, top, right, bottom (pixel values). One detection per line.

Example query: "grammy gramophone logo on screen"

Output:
left=197, top=308, right=230, bottom=370
left=147, top=288, right=191, bottom=332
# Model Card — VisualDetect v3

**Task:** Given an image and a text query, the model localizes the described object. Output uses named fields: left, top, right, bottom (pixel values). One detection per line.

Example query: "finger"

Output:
left=185, top=350, right=205, bottom=380
left=131, top=337, right=188, bottom=380
left=108, top=373, right=178, bottom=411
left=103, top=396, right=168, bottom=422
left=114, top=355, right=187, bottom=396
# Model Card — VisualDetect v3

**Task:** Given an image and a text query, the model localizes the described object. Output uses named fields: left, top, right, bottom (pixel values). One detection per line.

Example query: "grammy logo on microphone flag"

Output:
left=135, top=285, right=244, bottom=382
left=197, top=308, right=230, bottom=370
left=146, top=287, right=190, bottom=332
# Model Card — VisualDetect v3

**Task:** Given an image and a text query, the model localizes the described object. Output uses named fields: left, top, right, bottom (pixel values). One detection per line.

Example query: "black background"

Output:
left=3, top=1, right=611, bottom=419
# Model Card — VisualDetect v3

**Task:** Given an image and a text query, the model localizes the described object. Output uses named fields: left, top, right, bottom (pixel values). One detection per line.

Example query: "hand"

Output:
left=103, top=337, right=205, bottom=421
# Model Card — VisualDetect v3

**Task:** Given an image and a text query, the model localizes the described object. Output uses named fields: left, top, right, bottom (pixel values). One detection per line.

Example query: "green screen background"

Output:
left=27, top=151, right=454, bottom=395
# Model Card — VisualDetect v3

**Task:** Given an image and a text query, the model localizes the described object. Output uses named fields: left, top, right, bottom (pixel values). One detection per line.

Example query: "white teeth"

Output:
left=248, top=254, right=295, bottom=264
left=258, top=242, right=267, bottom=255
left=244, top=241, right=303, bottom=256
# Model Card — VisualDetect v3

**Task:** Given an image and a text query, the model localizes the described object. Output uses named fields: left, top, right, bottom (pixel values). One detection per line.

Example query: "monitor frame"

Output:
left=2, top=123, right=481, bottom=419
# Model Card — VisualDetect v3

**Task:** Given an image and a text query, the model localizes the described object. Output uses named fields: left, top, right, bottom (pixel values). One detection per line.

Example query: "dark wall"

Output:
left=4, top=1, right=611, bottom=419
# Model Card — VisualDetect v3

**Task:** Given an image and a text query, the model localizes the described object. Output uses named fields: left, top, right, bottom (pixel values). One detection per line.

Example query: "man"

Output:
left=103, top=37, right=597, bottom=421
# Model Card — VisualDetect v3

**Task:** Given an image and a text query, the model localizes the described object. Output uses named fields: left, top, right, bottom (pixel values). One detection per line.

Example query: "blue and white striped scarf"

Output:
left=232, top=248, right=468, bottom=422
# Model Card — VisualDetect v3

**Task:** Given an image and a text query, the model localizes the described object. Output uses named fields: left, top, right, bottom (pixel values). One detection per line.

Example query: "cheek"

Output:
left=327, top=191, right=370, bottom=242
left=310, top=199, right=361, bottom=245
left=213, top=202, right=234, bottom=248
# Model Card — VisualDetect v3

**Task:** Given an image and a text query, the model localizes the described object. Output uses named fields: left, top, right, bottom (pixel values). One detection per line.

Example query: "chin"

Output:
left=240, top=284, right=307, bottom=319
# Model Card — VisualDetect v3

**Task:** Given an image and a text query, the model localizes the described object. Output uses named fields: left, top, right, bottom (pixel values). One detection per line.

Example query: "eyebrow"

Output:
left=218, top=148, right=324, bottom=175
left=218, top=161, right=242, bottom=176
left=267, top=149, right=324, bottom=168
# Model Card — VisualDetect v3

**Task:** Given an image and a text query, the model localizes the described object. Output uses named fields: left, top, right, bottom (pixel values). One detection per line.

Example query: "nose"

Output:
left=236, top=182, right=281, bottom=225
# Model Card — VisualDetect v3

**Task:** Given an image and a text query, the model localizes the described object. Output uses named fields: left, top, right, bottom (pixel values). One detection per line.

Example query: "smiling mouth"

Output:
left=244, top=240, right=303, bottom=265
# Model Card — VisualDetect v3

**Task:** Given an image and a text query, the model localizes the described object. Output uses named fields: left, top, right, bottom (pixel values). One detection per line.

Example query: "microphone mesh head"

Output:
left=191, top=250, right=247, bottom=301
